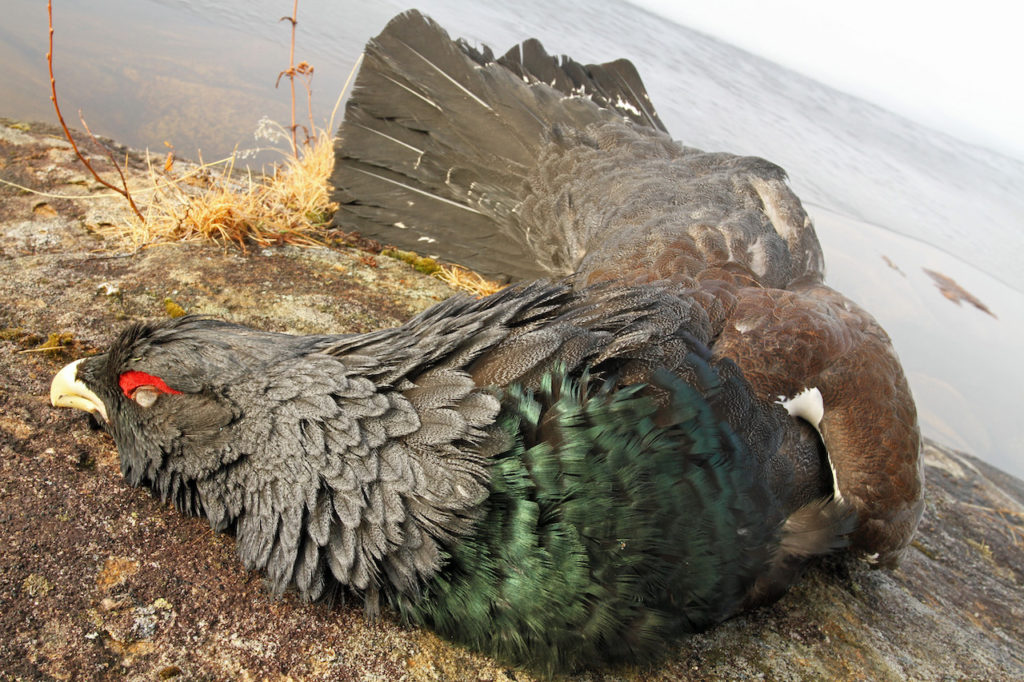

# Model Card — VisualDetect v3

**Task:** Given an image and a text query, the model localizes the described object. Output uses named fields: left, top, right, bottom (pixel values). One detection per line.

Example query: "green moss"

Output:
left=305, top=208, right=333, bottom=225
left=3, top=328, right=76, bottom=353
left=22, top=574, right=52, bottom=597
left=163, top=298, right=186, bottom=318
left=413, top=259, right=441, bottom=275
left=381, top=248, right=441, bottom=276
left=911, top=540, right=940, bottom=561
left=36, top=332, right=75, bottom=352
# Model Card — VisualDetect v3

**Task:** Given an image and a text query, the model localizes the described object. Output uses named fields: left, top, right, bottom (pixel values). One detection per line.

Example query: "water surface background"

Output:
left=3, top=0, right=1022, bottom=477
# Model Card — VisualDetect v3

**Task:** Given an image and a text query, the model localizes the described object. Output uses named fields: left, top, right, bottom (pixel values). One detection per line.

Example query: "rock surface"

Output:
left=1, top=119, right=1022, bottom=680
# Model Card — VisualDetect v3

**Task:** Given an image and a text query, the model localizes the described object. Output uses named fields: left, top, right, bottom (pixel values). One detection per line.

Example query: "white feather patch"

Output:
left=777, top=387, right=842, bottom=500
left=777, top=387, right=824, bottom=430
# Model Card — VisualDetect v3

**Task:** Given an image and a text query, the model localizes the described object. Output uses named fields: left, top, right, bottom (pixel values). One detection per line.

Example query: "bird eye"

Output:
left=119, top=370, right=182, bottom=404
left=131, top=385, right=160, bottom=408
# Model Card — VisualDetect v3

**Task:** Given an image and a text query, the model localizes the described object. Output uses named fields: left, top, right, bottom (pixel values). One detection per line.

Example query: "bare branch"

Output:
left=275, top=0, right=301, bottom=157
left=47, top=0, right=145, bottom=222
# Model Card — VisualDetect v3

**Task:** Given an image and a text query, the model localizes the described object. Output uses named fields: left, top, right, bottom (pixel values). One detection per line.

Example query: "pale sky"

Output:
left=635, top=0, right=1024, bottom=160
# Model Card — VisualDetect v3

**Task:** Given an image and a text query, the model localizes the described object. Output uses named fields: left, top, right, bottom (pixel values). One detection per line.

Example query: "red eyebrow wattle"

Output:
left=119, top=371, right=182, bottom=397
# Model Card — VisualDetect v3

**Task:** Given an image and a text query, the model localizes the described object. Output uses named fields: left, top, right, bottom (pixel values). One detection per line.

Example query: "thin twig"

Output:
left=276, top=0, right=301, bottom=157
left=289, top=60, right=316, bottom=148
left=46, top=0, right=145, bottom=222
left=304, top=65, right=315, bottom=145
left=17, top=347, right=60, bottom=354
left=78, top=112, right=143, bottom=210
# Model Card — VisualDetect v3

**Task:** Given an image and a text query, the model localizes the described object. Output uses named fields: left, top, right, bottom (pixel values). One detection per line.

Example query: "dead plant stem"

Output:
left=46, top=0, right=145, bottom=221
left=281, top=0, right=300, bottom=157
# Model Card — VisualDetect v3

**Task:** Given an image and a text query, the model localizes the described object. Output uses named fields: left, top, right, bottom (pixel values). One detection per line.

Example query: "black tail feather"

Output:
left=330, top=10, right=665, bottom=280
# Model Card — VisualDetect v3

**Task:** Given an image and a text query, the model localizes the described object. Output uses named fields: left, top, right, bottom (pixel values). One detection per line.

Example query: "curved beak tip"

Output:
left=50, top=358, right=108, bottom=423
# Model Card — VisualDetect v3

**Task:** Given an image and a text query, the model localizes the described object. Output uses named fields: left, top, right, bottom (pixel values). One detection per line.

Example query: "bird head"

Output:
left=48, top=316, right=328, bottom=494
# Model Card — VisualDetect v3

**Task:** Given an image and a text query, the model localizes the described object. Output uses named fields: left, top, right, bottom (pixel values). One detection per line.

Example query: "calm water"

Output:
left=2, top=0, right=1022, bottom=477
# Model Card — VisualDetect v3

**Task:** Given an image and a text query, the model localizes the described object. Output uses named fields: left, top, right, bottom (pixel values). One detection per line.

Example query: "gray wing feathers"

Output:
left=194, top=332, right=503, bottom=604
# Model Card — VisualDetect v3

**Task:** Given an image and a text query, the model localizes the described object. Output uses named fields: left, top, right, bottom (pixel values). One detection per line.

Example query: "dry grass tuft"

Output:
left=435, top=264, right=506, bottom=298
left=47, top=0, right=357, bottom=255
left=102, top=126, right=337, bottom=251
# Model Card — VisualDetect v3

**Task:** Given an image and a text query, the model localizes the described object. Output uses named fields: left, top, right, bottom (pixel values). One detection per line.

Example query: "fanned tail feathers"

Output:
left=331, top=10, right=663, bottom=279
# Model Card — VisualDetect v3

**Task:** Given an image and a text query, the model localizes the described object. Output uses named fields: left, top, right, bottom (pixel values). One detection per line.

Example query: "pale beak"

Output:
left=50, top=358, right=109, bottom=423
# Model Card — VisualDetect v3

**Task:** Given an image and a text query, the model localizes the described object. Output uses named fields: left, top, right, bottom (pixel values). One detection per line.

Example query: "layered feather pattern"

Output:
left=397, top=364, right=778, bottom=671
left=50, top=8, right=923, bottom=674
